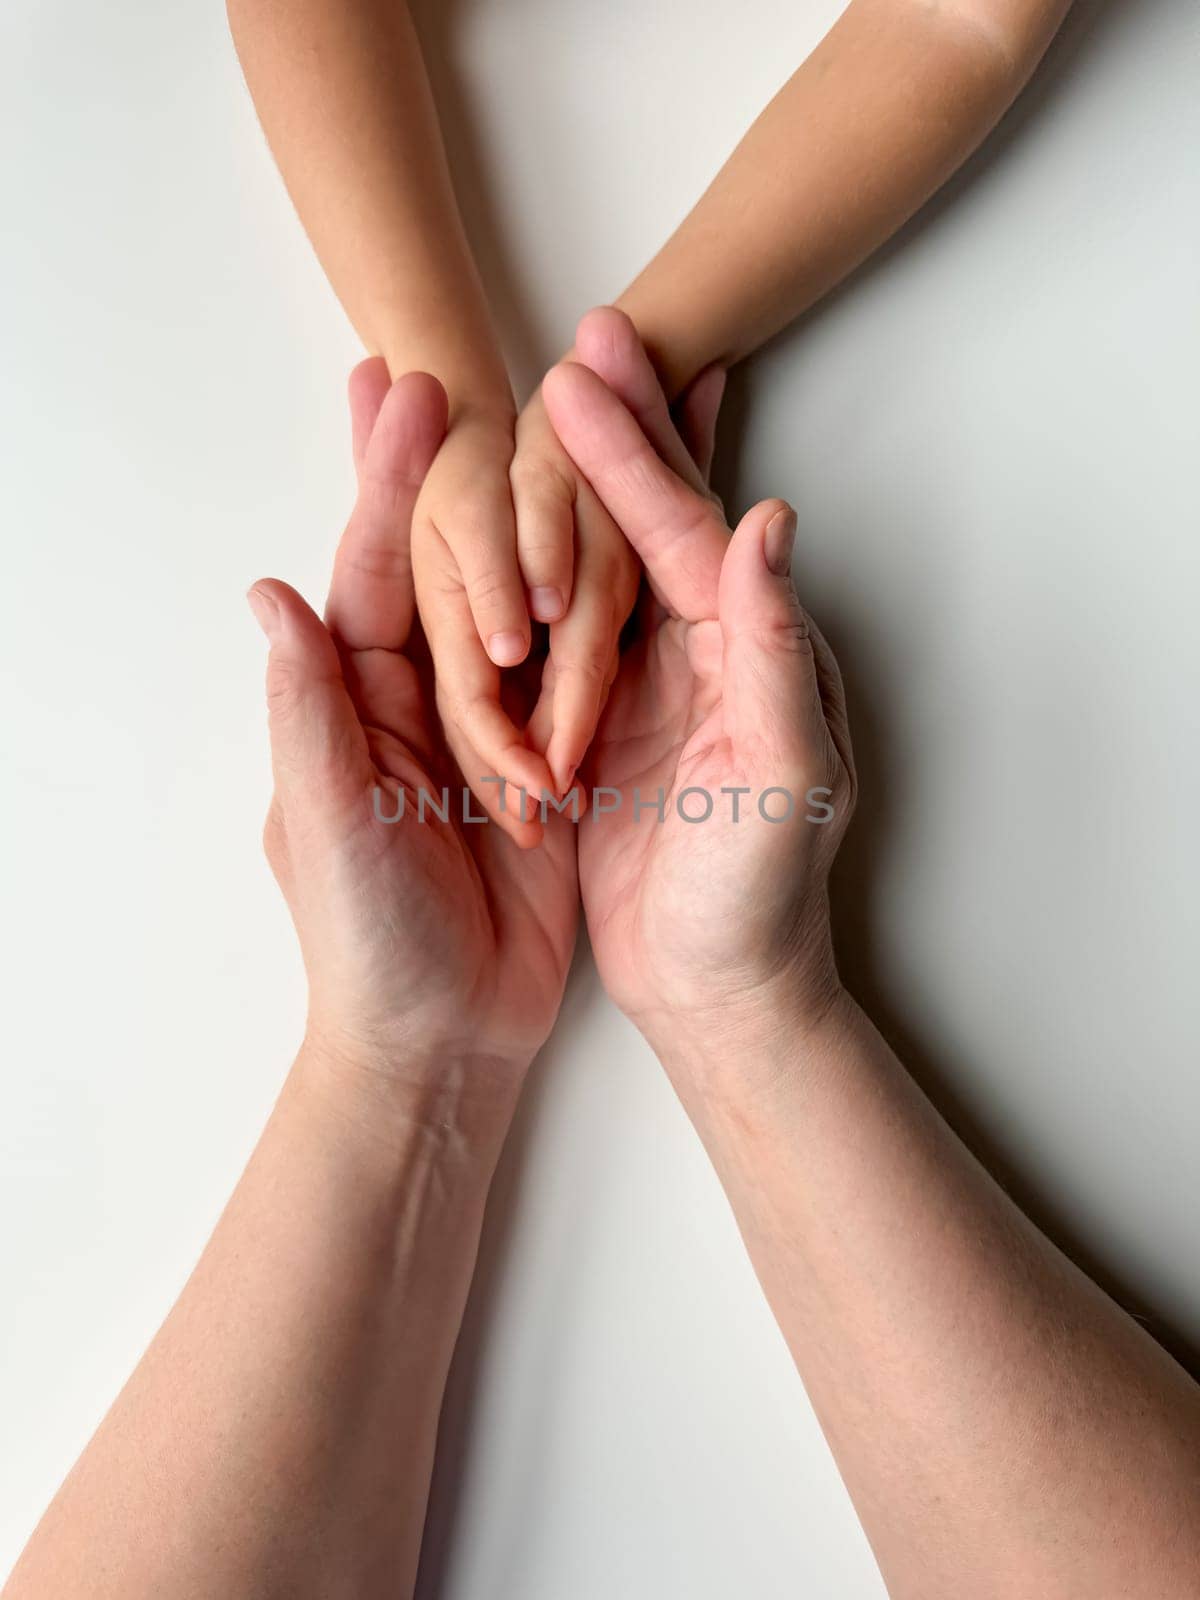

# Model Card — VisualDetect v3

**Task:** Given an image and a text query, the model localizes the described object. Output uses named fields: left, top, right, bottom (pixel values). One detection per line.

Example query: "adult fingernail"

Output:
left=764, top=508, right=796, bottom=577
left=246, top=585, right=279, bottom=640
left=487, top=630, right=528, bottom=666
left=530, top=586, right=565, bottom=623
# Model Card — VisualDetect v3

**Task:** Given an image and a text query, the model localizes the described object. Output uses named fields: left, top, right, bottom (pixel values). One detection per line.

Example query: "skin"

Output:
left=225, top=0, right=1073, bottom=816
left=2, top=363, right=579, bottom=1600
left=615, top=0, right=1073, bottom=395
left=5, top=322, right=1199, bottom=1596
left=545, top=309, right=1200, bottom=1600
left=225, top=0, right=556, bottom=837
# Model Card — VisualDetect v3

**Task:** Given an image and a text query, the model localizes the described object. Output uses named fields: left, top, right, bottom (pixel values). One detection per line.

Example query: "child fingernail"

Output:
left=530, top=586, right=565, bottom=622
left=764, top=508, right=796, bottom=577
left=487, top=630, right=527, bottom=666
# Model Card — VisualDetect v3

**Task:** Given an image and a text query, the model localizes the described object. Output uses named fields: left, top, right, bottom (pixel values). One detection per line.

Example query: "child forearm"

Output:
left=227, top=0, right=512, bottom=419
left=616, top=0, right=1071, bottom=397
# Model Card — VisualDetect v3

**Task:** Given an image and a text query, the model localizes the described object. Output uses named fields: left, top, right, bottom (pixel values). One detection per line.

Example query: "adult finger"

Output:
left=572, top=307, right=708, bottom=492
left=247, top=578, right=369, bottom=807
left=716, top=501, right=829, bottom=783
left=673, top=364, right=727, bottom=482
left=541, top=360, right=728, bottom=622
left=348, top=357, right=393, bottom=478
left=806, top=611, right=857, bottom=798
left=325, top=370, right=448, bottom=655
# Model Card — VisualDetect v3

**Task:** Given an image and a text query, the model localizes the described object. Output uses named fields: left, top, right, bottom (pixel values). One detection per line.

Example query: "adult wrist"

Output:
left=288, top=1031, right=529, bottom=1165
left=641, top=974, right=855, bottom=1103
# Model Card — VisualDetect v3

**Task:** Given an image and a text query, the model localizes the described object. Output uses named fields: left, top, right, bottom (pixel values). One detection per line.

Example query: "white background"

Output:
left=2, top=1, right=1198, bottom=1594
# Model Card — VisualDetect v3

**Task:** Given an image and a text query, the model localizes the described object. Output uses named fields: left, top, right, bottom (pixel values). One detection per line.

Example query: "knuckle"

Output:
left=776, top=618, right=814, bottom=654
left=265, top=658, right=305, bottom=717
left=555, top=650, right=608, bottom=686
left=466, top=566, right=521, bottom=612
left=336, top=537, right=410, bottom=585
left=442, top=689, right=501, bottom=747
left=518, top=538, right=571, bottom=578
left=597, top=448, right=660, bottom=505
left=359, top=474, right=415, bottom=523
left=433, top=498, right=515, bottom=562
left=510, top=453, right=571, bottom=501
left=410, top=535, right=465, bottom=603
left=440, top=680, right=488, bottom=720
left=736, top=610, right=812, bottom=655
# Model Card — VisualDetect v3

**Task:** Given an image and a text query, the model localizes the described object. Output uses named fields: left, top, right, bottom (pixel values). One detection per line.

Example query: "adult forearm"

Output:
left=658, top=993, right=1200, bottom=1598
left=4, top=1042, right=521, bottom=1600
left=617, top=0, right=1070, bottom=397
left=228, top=0, right=511, bottom=417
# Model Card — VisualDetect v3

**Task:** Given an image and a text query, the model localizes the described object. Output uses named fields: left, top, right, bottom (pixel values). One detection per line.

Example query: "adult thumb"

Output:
left=718, top=500, right=827, bottom=779
left=247, top=579, right=368, bottom=804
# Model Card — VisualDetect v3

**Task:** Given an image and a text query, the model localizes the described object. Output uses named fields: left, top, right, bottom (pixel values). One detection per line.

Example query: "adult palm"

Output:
left=543, top=310, right=856, bottom=1050
left=249, top=360, right=578, bottom=1078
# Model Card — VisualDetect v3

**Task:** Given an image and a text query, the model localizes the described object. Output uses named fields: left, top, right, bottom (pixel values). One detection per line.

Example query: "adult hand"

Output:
left=247, top=361, right=579, bottom=1104
left=542, top=309, right=856, bottom=1060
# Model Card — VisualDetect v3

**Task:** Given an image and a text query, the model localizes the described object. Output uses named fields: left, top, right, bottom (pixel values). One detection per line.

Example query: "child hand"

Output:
left=516, top=309, right=728, bottom=794
left=512, top=388, right=640, bottom=794
left=411, top=317, right=724, bottom=833
left=411, top=388, right=640, bottom=825
left=409, top=403, right=558, bottom=846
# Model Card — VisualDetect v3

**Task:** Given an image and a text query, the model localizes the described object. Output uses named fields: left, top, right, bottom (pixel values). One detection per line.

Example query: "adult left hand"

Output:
left=248, top=360, right=579, bottom=1102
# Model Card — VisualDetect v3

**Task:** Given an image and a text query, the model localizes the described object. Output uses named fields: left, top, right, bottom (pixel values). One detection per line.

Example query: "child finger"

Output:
left=510, top=456, right=575, bottom=623
left=437, top=705, right=549, bottom=848
left=543, top=579, right=625, bottom=796
left=447, top=498, right=531, bottom=668
left=415, top=540, right=551, bottom=843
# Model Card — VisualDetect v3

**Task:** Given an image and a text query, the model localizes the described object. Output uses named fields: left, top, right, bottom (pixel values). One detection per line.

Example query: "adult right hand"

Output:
left=542, top=309, right=857, bottom=1061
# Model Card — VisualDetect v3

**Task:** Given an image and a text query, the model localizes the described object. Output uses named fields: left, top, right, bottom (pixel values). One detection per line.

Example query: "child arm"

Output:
left=615, top=0, right=1073, bottom=395
left=226, top=0, right=510, bottom=416
left=229, top=0, right=567, bottom=828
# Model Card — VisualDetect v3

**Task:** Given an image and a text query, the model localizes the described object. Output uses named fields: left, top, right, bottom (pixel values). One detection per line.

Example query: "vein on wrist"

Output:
left=289, top=1035, right=528, bottom=1167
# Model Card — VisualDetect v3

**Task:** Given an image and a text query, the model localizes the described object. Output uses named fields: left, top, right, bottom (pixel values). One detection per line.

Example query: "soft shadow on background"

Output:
left=760, top=0, right=1200, bottom=1383
left=414, top=0, right=1198, bottom=1591
left=738, top=0, right=1200, bottom=1380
